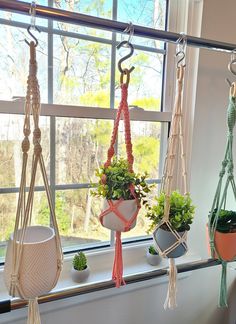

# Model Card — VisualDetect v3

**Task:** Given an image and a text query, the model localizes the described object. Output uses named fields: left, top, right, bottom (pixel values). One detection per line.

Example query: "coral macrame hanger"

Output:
left=99, top=25, right=141, bottom=288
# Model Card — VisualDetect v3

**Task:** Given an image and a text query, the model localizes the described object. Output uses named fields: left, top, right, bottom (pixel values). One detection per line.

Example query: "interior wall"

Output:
left=2, top=0, right=236, bottom=323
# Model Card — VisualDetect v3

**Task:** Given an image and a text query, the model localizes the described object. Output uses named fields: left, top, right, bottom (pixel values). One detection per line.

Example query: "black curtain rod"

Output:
left=0, top=0, right=235, bottom=52
left=0, top=258, right=220, bottom=314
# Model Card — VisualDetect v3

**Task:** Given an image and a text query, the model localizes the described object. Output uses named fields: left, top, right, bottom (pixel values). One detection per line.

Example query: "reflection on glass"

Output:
left=56, top=118, right=112, bottom=184
left=0, top=26, right=48, bottom=102
left=53, top=36, right=111, bottom=106
left=115, top=50, right=163, bottom=111
left=53, top=189, right=110, bottom=249
left=0, top=114, right=50, bottom=188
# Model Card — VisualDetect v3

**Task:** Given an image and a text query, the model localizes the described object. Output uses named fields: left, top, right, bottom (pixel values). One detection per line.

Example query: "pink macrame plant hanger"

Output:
left=99, top=68, right=141, bottom=288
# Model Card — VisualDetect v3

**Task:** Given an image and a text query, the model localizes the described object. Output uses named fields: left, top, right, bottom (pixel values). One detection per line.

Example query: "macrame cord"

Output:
left=208, top=83, right=236, bottom=307
left=153, top=65, right=188, bottom=309
left=7, top=42, right=63, bottom=324
left=99, top=69, right=141, bottom=288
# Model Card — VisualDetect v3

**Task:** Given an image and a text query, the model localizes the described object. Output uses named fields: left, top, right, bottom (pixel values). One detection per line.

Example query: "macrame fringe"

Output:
left=27, top=298, right=41, bottom=324
left=164, top=258, right=177, bottom=310
left=112, top=231, right=125, bottom=288
left=219, top=261, right=228, bottom=307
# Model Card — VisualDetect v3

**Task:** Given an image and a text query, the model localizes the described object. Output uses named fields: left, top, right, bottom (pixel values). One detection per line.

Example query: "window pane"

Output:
left=54, top=189, right=110, bottom=250
left=53, top=36, right=111, bottom=106
left=0, top=26, right=48, bottom=102
left=0, top=114, right=50, bottom=188
left=115, top=50, right=163, bottom=111
left=56, top=118, right=112, bottom=184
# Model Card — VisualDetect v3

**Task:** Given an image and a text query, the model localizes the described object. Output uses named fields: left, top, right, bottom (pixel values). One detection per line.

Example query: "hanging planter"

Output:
left=3, top=38, right=63, bottom=324
left=208, top=85, right=236, bottom=307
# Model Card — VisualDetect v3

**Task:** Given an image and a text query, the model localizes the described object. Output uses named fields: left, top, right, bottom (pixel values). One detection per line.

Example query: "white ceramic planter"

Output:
left=101, top=199, right=137, bottom=232
left=153, top=227, right=187, bottom=258
left=71, top=266, right=90, bottom=283
left=146, top=249, right=162, bottom=266
left=4, top=226, right=60, bottom=299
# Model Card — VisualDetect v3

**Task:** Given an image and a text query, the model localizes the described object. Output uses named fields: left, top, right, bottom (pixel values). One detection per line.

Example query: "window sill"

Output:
left=0, top=241, right=201, bottom=301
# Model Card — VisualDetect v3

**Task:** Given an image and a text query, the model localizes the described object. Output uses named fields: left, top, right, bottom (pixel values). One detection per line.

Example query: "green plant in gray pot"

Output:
left=146, top=191, right=195, bottom=258
left=71, top=251, right=90, bottom=283
left=146, top=245, right=162, bottom=266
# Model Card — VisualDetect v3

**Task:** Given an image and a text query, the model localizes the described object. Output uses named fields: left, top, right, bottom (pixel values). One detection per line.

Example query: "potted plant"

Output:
left=92, top=157, right=152, bottom=231
left=208, top=209, right=236, bottom=261
left=146, top=191, right=195, bottom=258
left=71, top=251, right=90, bottom=283
left=146, top=245, right=162, bottom=266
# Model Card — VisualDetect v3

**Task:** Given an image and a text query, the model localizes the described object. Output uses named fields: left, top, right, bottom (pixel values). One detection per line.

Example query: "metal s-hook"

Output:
left=228, top=49, right=236, bottom=76
left=25, top=25, right=41, bottom=47
left=117, top=40, right=135, bottom=74
left=176, top=33, right=187, bottom=68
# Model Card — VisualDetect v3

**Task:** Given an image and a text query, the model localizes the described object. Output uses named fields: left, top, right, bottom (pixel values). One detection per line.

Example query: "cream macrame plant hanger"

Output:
left=153, top=63, right=188, bottom=310
left=4, top=41, right=63, bottom=324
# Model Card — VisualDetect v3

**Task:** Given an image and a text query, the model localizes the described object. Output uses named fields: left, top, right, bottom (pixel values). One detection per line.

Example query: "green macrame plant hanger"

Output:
left=208, top=83, right=236, bottom=307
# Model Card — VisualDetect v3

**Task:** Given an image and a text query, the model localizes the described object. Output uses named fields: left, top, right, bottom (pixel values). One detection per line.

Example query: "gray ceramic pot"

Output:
left=146, top=249, right=162, bottom=266
left=71, top=266, right=90, bottom=283
left=153, top=227, right=187, bottom=258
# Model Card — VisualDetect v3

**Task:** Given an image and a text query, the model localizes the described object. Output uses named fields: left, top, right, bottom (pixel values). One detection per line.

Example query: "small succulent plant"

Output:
left=148, top=245, right=158, bottom=255
left=73, top=251, right=87, bottom=271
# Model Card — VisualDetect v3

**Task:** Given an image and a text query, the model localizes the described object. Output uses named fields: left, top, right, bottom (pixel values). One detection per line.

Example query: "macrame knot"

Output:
left=227, top=162, right=234, bottom=174
left=222, top=160, right=228, bottom=168
left=29, top=64, right=37, bottom=76
left=219, top=170, right=225, bottom=177
left=22, top=137, right=30, bottom=153
left=24, top=128, right=31, bottom=137
left=33, top=128, right=41, bottom=141
left=209, top=239, right=215, bottom=249
left=34, top=143, right=42, bottom=155
left=10, top=273, right=19, bottom=287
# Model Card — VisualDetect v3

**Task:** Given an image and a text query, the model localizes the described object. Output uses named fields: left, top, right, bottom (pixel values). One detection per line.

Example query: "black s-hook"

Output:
left=25, top=25, right=41, bottom=47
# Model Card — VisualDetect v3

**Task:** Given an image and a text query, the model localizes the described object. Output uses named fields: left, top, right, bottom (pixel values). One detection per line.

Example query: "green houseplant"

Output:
left=146, top=191, right=195, bottom=258
left=208, top=209, right=236, bottom=261
left=146, top=245, right=162, bottom=266
left=71, top=251, right=90, bottom=283
left=93, top=157, right=152, bottom=231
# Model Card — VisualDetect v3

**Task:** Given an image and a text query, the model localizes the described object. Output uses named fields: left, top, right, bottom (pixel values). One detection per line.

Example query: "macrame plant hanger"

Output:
left=208, top=51, right=236, bottom=307
left=99, top=33, right=141, bottom=288
left=153, top=35, right=188, bottom=310
left=4, top=10, right=63, bottom=324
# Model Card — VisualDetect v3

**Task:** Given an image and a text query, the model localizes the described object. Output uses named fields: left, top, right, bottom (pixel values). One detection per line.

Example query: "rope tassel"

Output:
left=27, top=298, right=41, bottom=324
left=112, top=231, right=125, bottom=288
left=164, top=258, right=177, bottom=310
left=219, top=261, right=228, bottom=307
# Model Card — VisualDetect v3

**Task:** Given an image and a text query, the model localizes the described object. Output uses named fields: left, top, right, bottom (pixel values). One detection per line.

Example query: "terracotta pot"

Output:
left=153, top=227, right=187, bottom=258
left=100, top=199, right=137, bottom=232
left=4, top=226, right=60, bottom=299
left=71, top=266, right=90, bottom=283
left=146, top=249, right=162, bottom=266
left=206, top=224, right=236, bottom=261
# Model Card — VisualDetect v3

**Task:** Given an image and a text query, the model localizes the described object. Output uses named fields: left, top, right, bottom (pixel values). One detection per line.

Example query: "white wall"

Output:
left=3, top=1, right=236, bottom=323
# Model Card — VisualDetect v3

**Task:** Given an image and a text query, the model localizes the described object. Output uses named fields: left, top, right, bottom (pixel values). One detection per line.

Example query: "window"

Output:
left=0, top=0, right=169, bottom=260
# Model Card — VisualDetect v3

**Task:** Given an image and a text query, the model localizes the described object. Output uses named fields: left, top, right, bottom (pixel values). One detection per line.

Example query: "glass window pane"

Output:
left=0, top=114, right=50, bottom=188
left=115, top=50, right=163, bottom=111
left=56, top=118, right=112, bottom=185
left=53, top=36, right=111, bottom=106
left=0, top=26, right=48, bottom=102
left=54, top=189, right=110, bottom=250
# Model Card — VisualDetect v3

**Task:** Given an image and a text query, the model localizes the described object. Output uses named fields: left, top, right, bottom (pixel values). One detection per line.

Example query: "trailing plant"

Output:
left=148, top=245, right=158, bottom=255
left=73, top=251, right=87, bottom=271
left=146, top=191, right=195, bottom=233
left=210, top=209, right=236, bottom=233
left=92, top=157, right=152, bottom=205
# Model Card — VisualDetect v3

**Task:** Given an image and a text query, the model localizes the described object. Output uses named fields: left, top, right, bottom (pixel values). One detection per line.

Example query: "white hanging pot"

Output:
left=4, top=225, right=60, bottom=299
left=101, top=199, right=137, bottom=232
left=153, top=226, right=187, bottom=258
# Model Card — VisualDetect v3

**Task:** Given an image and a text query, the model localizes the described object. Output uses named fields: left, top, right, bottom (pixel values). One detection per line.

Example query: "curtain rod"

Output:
left=0, top=0, right=235, bottom=53
left=0, top=259, right=220, bottom=314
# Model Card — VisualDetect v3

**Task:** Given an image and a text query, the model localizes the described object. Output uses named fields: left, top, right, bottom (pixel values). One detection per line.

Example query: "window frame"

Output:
left=0, top=0, right=170, bottom=259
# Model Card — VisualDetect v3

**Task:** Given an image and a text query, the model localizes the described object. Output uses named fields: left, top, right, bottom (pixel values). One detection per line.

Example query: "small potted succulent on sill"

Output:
left=208, top=209, right=236, bottom=261
left=92, top=157, right=152, bottom=231
left=146, top=191, right=195, bottom=258
left=71, top=251, right=90, bottom=283
left=146, top=245, right=162, bottom=266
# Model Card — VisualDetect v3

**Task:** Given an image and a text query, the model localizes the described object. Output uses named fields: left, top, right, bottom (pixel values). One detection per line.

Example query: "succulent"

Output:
left=210, top=209, right=236, bottom=233
left=73, top=251, right=87, bottom=271
left=146, top=191, right=195, bottom=233
left=148, top=245, right=158, bottom=255
left=92, top=157, right=153, bottom=205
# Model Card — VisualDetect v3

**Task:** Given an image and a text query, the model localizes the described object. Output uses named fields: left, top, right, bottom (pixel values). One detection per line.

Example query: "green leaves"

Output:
left=211, top=209, right=236, bottom=233
left=145, top=191, right=195, bottom=233
left=92, top=157, right=153, bottom=204
left=73, top=251, right=87, bottom=271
